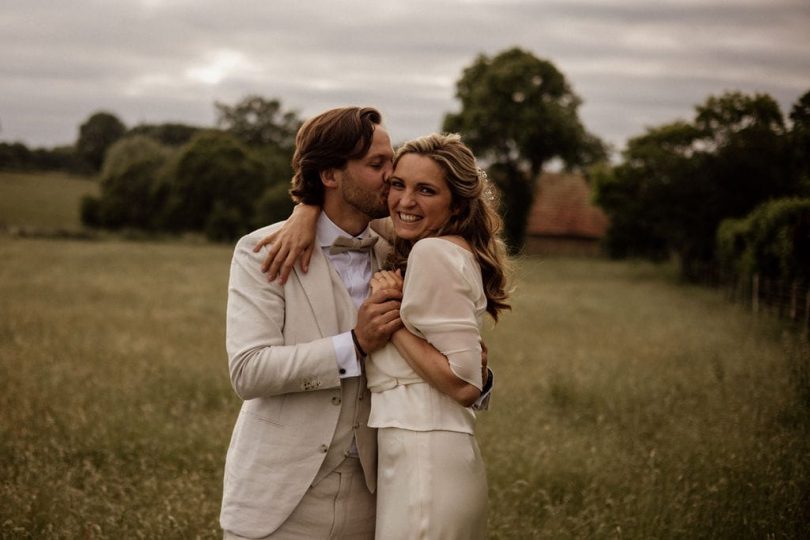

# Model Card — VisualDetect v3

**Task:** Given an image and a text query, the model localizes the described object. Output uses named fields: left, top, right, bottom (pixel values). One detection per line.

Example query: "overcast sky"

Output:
left=2, top=0, right=808, bottom=153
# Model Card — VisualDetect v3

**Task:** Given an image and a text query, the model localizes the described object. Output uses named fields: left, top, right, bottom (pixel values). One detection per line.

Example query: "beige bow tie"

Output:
left=329, top=235, right=378, bottom=255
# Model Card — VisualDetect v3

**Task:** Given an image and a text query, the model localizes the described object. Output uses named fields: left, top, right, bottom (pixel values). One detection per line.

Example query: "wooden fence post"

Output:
left=804, top=290, right=810, bottom=340
left=790, top=282, right=798, bottom=320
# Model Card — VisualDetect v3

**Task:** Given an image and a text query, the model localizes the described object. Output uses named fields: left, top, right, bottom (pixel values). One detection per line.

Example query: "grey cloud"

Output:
left=1, top=0, right=808, bottom=150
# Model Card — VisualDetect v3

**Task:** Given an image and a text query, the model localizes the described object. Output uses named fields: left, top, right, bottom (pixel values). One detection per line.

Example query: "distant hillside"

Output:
left=0, top=171, right=98, bottom=230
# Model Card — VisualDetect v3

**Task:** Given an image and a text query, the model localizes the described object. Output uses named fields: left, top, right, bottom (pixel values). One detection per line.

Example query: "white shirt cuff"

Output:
left=332, top=332, right=362, bottom=378
left=472, top=369, right=494, bottom=411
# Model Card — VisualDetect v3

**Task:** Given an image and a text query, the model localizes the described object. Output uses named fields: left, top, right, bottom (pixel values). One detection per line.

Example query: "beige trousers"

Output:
left=376, top=428, right=488, bottom=540
left=223, top=457, right=375, bottom=540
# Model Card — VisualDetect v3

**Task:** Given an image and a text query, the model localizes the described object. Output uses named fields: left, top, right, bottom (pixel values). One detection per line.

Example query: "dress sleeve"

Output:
left=400, top=239, right=484, bottom=390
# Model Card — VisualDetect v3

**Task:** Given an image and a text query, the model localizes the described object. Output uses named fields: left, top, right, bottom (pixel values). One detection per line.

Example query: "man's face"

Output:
left=335, top=126, right=394, bottom=220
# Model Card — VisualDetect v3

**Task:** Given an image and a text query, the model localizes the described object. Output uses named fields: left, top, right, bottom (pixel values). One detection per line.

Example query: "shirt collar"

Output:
left=317, top=212, right=372, bottom=248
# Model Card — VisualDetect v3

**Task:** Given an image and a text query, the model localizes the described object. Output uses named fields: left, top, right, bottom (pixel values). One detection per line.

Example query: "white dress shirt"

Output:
left=318, top=213, right=373, bottom=379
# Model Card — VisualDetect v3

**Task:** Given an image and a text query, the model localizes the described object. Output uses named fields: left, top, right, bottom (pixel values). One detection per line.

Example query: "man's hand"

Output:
left=354, top=288, right=403, bottom=355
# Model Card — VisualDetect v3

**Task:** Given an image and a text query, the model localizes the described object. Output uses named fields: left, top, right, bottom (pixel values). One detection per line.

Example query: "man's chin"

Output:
left=366, top=205, right=389, bottom=220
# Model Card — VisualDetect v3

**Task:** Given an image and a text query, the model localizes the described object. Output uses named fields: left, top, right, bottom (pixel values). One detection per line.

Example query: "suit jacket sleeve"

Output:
left=226, top=232, right=341, bottom=400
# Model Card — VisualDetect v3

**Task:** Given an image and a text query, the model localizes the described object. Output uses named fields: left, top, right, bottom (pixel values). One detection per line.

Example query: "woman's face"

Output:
left=388, top=153, right=454, bottom=241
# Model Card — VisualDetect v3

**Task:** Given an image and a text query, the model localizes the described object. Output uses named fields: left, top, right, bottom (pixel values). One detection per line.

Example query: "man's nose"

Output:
left=382, top=162, right=393, bottom=181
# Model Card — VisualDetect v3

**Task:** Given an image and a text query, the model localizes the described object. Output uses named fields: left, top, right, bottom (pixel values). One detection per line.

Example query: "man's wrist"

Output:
left=350, top=329, right=367, bottom=358
left=333, top=333, right=362, bottom=377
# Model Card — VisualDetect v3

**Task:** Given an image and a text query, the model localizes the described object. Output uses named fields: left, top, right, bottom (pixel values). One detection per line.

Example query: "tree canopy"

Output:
left=126, top=123, right=202, bottom=147
left=79, top=96, right=300, bottom=241
left=162, top=130, right=270, bottom=240
left=76, top=111, right=126, bottom=171
left=593, top=90, right=808, bottom=279
left=789, top=90, right=810, bottom=192
left=215, top=95, right=300, bottom=151
left=443, top=47, right=606, bottom=252
left=81, top=135, right=172, bottom=230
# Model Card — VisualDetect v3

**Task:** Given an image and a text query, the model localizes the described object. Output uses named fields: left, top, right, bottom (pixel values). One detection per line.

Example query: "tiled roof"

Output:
left=525, top=172, right=609, bottom=239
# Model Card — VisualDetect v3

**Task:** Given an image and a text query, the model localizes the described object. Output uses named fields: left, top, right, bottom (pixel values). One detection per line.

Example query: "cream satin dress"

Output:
left=366, top=237, right=488, bottom=540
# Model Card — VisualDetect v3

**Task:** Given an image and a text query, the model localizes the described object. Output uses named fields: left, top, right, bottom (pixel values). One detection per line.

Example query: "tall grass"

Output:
left=1, top=238, right=807, bottom=538
left=482, top=258, right=809, bottom=538
left=0, top=237, right=234, bottom=538
left=0, top=171, right=98, bottom=230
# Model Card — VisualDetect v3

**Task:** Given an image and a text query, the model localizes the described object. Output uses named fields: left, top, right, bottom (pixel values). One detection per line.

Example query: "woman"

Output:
left=262, top=133, right=510, bottom=538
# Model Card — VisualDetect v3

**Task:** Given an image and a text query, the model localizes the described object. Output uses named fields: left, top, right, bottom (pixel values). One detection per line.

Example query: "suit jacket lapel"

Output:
left=293, top=247, right=340, bottom=338
left=297, top=233, right=387, bottom=336
left=371, top=230, right=388, bottom=272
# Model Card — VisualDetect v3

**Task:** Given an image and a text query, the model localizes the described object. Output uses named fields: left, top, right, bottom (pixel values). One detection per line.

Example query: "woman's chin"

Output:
left=394, top=226, right=430, bottom=242
left=394, top=228, right=417, bottom=241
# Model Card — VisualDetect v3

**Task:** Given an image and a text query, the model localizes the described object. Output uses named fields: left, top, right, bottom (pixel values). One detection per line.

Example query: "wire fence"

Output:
left=723, top=273, right=810, bottom=339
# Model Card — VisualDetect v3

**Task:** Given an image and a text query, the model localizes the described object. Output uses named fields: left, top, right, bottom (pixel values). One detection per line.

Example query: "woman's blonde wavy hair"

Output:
left=387, top=133, right=511, bottom=320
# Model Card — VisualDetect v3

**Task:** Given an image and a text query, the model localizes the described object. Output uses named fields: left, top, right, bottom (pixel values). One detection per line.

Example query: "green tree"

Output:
left=216, top=95, right=300, bottom=197
left=80, top=136, right=172, bottom=229
left=0, top=142, right=85, bottom=173
left=254, top=182, right=296, bottom=228
left=593, top=121, right=704, bottom=262
left=789, top=90, right=810, bottom=193
left=594, top=91, right=802, bottom=279
left=0, top=142, right=33, bottom=171
left=163, top=130, right=269, bottom=240
left=717, top=198, right=810, bottom=285
left=443, top=47, right=607, bottom=252
left=76, top=111, right=126, bottom=171
left=215, top=95, right=300, bottom=150
left=695, top=92, right=792, bottom=216
left=127, top=123, right=202, bottom=147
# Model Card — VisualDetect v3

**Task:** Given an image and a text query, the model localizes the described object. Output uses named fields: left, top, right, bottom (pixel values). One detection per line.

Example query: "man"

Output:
left=221, top=107, right=401, bottom=539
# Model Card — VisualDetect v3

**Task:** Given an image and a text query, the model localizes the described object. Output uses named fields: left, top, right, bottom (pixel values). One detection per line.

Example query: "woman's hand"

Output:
left=370, top=270, right=403, bottom=296
left=253, top=204, right=320, bottom=284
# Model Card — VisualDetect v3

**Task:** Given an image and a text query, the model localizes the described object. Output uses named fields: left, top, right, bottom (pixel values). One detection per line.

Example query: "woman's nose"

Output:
left=399, top=190, right=416, bottom=207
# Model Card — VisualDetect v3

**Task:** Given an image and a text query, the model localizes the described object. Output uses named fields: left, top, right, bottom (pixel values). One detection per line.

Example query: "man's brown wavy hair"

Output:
left=289, top=107, right=382, bottom=205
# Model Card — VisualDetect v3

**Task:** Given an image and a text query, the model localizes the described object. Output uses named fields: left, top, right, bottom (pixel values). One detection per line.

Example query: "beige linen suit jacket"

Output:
left=221, top=222, right=390, bottom=538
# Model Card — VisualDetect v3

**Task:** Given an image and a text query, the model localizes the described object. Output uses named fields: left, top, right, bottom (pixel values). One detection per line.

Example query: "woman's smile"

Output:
left=396, top=212, right=421, bottom=223
left=388, top=154, right=454, bottom=241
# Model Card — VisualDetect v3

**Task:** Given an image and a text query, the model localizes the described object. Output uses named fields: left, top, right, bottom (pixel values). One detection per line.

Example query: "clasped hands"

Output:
left=353, top=270, right=405, bottom=356
left=360, top=270, right=489, bottom=387
left=253, top=217, right=487, bottom=384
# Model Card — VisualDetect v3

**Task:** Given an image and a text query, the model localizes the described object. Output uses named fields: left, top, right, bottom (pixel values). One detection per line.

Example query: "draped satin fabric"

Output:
left=366, top=237, right=489, bottom=539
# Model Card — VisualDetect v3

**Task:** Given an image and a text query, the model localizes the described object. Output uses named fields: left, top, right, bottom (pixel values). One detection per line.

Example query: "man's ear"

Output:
left=320, top=168, right=338, bottom=189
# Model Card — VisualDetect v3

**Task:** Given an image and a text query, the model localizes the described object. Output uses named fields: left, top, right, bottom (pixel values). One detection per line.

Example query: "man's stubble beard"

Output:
left=341, top=176, right=390, bottom=221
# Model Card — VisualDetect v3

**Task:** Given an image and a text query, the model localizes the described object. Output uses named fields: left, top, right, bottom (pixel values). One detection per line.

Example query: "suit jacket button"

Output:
left=339, top=368, right=346, bottom=375
left=320, top=444, right=328, bottom=453
left=331, top=396, right=341, bottom=405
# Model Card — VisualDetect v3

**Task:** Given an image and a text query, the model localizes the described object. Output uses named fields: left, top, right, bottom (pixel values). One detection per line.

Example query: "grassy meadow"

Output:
left=0, top=171, right=98, bottom=231
left=1, top=173, right=808, bottom=538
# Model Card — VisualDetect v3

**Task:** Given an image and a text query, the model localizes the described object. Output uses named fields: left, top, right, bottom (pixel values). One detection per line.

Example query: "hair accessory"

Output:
left=477, top=167, right=496, bottom=202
